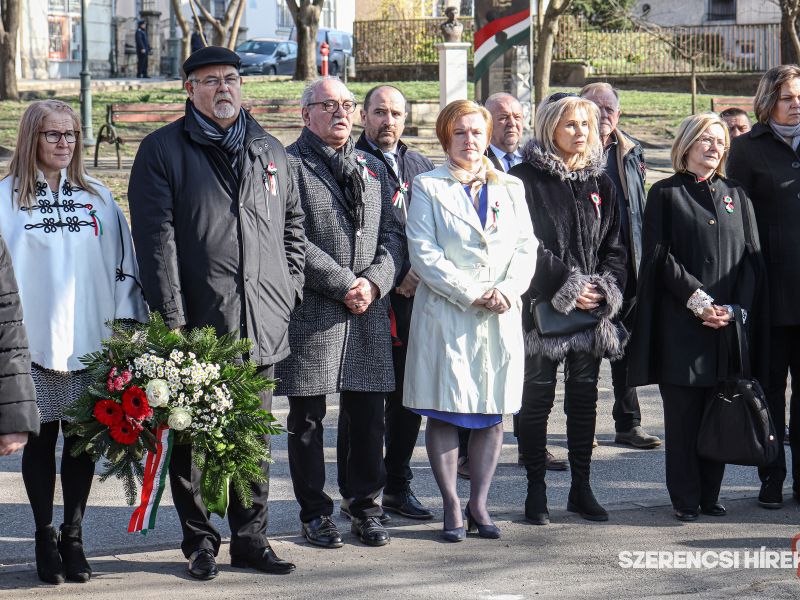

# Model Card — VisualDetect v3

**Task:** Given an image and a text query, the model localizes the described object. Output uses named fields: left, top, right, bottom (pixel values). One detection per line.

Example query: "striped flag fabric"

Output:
left=473, top=7, right=531, bottom=83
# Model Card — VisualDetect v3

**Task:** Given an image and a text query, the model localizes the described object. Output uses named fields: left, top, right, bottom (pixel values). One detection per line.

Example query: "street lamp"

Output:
left=80, top=0, right=95, bottom=146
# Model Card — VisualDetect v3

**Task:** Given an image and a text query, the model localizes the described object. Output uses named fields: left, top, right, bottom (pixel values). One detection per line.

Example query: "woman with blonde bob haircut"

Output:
left=629, top=112, right=767, bottom=521
left=509, top=92, right=627, bottom=525
left=404, top=99, right=537, bottom=541
left=0, top=100, right=147, bottom=584
left=728, top=65, right=800, bottom=508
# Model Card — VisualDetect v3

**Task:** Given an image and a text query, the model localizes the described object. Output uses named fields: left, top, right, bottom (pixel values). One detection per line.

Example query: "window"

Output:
left=48, top=16, right=69, bottom=59
left=707, top=0, right=735, bottom=21
left=277, top=0, right=293, bottom=29
left=48, top=0, right=80, bottom=12
left=321, top=0, right=335, bottom=28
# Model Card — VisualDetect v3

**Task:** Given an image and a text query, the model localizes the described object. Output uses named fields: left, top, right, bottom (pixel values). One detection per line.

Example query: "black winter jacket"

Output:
left=0, top=233, right=37, bottom=435
left=509, top=141, right=627, bottom=361
left=627, top=172, right=768, bottom=387
left=128, top=102, right=306, bottom=366
left=727, top=123, right=800, bottom=326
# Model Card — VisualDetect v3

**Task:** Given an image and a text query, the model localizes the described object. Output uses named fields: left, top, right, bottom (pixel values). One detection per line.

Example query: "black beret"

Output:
left=182, top=46, right=240, bottom=76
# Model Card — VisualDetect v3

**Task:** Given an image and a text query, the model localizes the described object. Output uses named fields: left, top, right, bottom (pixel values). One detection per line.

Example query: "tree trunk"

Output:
left=288, top=0, right=323, bottom=81
left=690, top=57, right=696, bottom=115
left=227, top=0, right=246, bottom=49
left=171, top=0, right=191, bottom=68
left=0, top=0, right=20, bottom=101
left=780, top=11, right=799, bottom=64
left=533, top=0, right=571, bottom=105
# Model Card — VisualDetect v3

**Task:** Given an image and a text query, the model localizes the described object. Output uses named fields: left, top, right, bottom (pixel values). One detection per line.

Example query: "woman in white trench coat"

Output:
left=403, top=100, right=537, bottom=542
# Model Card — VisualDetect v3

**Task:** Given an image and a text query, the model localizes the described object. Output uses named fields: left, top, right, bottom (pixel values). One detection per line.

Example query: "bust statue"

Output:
left=440, top=7, right=463, bottom=43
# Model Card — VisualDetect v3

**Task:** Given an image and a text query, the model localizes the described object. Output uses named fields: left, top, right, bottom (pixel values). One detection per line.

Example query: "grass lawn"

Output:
left=0, top=80, right=716, bottom=209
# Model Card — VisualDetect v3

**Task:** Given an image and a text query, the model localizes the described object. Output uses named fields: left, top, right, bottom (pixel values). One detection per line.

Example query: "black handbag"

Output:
left=696, top=306, right=779, bottom=467
left=532, top=297, right=598, bottom=337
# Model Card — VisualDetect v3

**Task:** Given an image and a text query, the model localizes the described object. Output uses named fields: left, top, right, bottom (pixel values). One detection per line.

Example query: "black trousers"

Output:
left=760, top=325, right=800, bottom=489
left=290, top=391, right=385, bottom=522
left=137, top=52, right=148, bottom=77
left=609, top=350, right=642, bottom=432
left=169, top=365, right=274, bottom=559
left=659, top=383, right=725, bottom=511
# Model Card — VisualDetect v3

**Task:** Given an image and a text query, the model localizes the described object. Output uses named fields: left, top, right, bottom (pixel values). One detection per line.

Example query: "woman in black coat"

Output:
left=510, top=94, right=627, bottom=525
left=727, top=64, right=800, bottom=509
left=628, top=112, right=767, bottom=521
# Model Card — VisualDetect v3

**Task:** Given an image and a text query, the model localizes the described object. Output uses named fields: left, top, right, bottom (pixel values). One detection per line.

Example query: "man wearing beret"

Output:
left=128, top=46, right=305, bottom=579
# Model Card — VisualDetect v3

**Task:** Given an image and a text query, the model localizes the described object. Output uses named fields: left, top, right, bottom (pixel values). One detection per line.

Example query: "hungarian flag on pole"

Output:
left=473, top=7, right=531, bottom=83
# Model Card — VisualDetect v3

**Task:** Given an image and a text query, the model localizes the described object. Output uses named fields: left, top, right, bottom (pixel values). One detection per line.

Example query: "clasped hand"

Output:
left=472, top=288, right=510, bottom=314
left=344, top=277, right=379, bottom=315
left=700, top=305, right=731, bottom=329
left=576, top=283, right=605, bottom=311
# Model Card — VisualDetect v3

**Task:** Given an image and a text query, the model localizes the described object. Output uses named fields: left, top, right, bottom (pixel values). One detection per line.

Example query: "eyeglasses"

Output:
left=307, top=100, right=357, bottom=114
left=696, top=136, right=727, bottom=150
left=40, top=130, right=77, bottom=144
left=191, top=76, right=241, bottom=88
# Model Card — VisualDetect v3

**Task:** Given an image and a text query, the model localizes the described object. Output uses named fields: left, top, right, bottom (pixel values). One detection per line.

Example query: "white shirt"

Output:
left=489, top=144, right=522, bottom=172
left=0, top=170, right=147, bottom=371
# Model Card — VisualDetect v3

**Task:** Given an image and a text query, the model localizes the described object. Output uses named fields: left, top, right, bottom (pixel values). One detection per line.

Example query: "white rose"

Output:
left=145, top=379, right=171, bottom=408
left=167, top=408, right=192, bottom=431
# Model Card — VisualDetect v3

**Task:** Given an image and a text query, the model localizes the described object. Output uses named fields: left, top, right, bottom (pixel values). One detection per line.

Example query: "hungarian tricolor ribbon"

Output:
left=723, top=195, right=734, bottom=214
left=590, top=192, right=602, bottom=219
left=265, top=162, right=278, bottom=195
left=86, top=205, right=103, bottom=237
left=491, top=201, right=500, bottom=226
left=128, top=425, right=174, bottom=534
left=392, top=182, right=409, bottom=209
left=356, top=154, right=377, bottom=179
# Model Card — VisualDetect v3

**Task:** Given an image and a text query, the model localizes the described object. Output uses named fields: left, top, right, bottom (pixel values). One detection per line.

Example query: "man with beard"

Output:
left=348, top=84, right=435, bottom=521
left=128, top=46, right=305, bottom=580
left=276, top=77, right=404, bottom=548
left=580, top=82, right=661, bottom=450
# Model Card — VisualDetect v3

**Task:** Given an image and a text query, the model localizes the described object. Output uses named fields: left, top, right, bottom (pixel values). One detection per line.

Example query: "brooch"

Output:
left=723, top=195, right=734, bottom=214
left=590, top=192, right=602, bottom=218
left=264, top=162, right=278, bottom=195
left=392, top=181, right=409, bottom=209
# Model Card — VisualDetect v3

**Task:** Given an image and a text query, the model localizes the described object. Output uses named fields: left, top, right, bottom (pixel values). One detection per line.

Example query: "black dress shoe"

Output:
left=340, top=499, right=391, bottom=524
left=544, top=448, right=568, bottom=471
left=188, top=548, right=218, bottom=580
left=382, top=490, right=433, bottom=520
left=230, top=545, right=295, bottom=574
left=758, top=478, right=783, bottom=509
left=674, top=509, right=699, bottom=522
left=302, top=515, right=343, bottom=549
left=700, top=503, right=727, bottom=517
left=351, top=516, right=390, bottom=547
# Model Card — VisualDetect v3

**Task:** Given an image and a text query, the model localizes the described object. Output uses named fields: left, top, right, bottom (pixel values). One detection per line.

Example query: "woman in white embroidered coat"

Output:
left=404, top=100, right=537, bottom=542
left=0, top=100, right=147, bottom=585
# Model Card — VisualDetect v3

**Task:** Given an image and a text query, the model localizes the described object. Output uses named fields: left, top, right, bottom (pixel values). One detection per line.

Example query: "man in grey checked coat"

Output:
left=276, top=77, right=404, bottom=549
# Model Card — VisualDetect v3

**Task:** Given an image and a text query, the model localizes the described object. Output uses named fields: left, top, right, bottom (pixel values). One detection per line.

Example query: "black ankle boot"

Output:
left=524, top=482, right=550, bottom=525
left=58, top=524, right=91, bottom=582
left=567, top=484, right=608, bottom=522
left=35, top=525, right=65, bottom=585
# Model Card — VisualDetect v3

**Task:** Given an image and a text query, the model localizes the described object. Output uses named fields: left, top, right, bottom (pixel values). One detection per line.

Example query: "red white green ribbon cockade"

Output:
left=265, top=162, right=278, bottom=195
left=128, top=425, right=174, bottom=534
left=590, top=192, right=602, bottom=218
left=392, top=182, right=409, bottom=209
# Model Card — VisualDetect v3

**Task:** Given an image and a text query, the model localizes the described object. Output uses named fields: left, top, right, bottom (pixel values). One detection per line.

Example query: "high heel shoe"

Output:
left=440, top=511, right=466, bottom=542
left=465, top=503, right=501, bottom=539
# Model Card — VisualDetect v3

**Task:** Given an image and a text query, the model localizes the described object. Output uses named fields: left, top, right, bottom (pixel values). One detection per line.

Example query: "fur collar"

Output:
left=520, top=139, right=606, bottom=182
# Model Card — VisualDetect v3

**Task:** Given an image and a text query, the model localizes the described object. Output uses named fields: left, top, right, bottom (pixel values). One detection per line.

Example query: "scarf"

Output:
left=769, top=118, right=800, bottom=151
left=301, top=127, right=366, bottom=231
left=446, top=155, right=497, bottom=209
left=191, top=104, right=247, bottom=171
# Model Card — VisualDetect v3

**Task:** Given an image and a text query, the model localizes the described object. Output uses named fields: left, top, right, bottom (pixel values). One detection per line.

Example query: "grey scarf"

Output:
left=301, top=127, right=365, bottom=231
left=191, top=104, right=247, bottom=170
left=769, top=119, right=800, bottom=151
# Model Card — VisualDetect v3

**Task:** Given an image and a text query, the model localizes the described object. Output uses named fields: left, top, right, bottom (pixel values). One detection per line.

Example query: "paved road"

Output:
left=1, top=361, right=797, bottom=598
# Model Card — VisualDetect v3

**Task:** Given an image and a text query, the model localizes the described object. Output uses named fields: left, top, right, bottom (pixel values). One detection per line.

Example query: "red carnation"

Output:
left=94, top=399, right=124, bottom=427
left=113, top=376, right=125, bottom=391
left=121, top=385, right=151, bottom=420
left=121, top=370, right=133, bottom=384
left=109, top=418, right=142, bottom=445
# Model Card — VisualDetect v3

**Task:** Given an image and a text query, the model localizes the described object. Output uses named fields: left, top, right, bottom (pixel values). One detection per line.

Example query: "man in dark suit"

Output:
left=350, top=85, right=435, bottom=521
left=277, top=77, right=404, bottom=549
left=485, top=92, right=524, bottom=172
left=135, top=20, right=151, bottom=78
left=129, top=46, right=304, bottom=580
left=581, top=82, right=661, bottom=449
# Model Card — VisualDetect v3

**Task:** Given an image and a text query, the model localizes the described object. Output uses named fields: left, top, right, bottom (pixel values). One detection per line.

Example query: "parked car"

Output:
left=290, top=27, right=354, bottom=76
left=236, top=39, right=297, bottom=76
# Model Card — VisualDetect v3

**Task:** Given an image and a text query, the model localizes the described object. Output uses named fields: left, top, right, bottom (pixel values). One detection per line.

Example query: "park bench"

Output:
left=94, top=100, right=303, bottom=168
left=710, top=96, right=754, bottom=114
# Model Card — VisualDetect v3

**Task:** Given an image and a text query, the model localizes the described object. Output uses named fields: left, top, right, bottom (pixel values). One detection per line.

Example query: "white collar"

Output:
left=490, top=144, right=521, bottom=159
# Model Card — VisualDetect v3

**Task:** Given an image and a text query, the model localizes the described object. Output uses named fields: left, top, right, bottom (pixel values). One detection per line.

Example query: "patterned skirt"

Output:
left=31, top=364, right=95, bottom=423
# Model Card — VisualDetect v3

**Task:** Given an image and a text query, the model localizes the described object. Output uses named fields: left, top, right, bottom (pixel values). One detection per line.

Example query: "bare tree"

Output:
left=190, top=0, right=245, bottom=49
left=0, top=0, right=20, bottom=100
left=171, top=0, right=192, bottom=66
left=288, top=0, right=324, bottom=81
left=534, top=0, right=573, bottom=104
left=772, top=0, right=800, bottom=63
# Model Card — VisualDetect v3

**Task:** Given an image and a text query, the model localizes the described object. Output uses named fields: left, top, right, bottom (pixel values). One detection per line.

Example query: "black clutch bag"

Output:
left=532, top=298, right=598, bottom=337
left=696, top=307, right=779, bottom=467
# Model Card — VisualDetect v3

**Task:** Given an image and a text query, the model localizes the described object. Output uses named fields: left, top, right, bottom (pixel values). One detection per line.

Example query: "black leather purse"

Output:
left=696, top=306, right=779, bottom=467
left=532, top=297, right=598, bottom=337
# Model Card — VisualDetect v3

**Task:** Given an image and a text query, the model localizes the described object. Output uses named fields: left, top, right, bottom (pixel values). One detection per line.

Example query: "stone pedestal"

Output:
left=436, top=42, right=470, bottom=110
left=141, top=10, right=162, bottom=76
